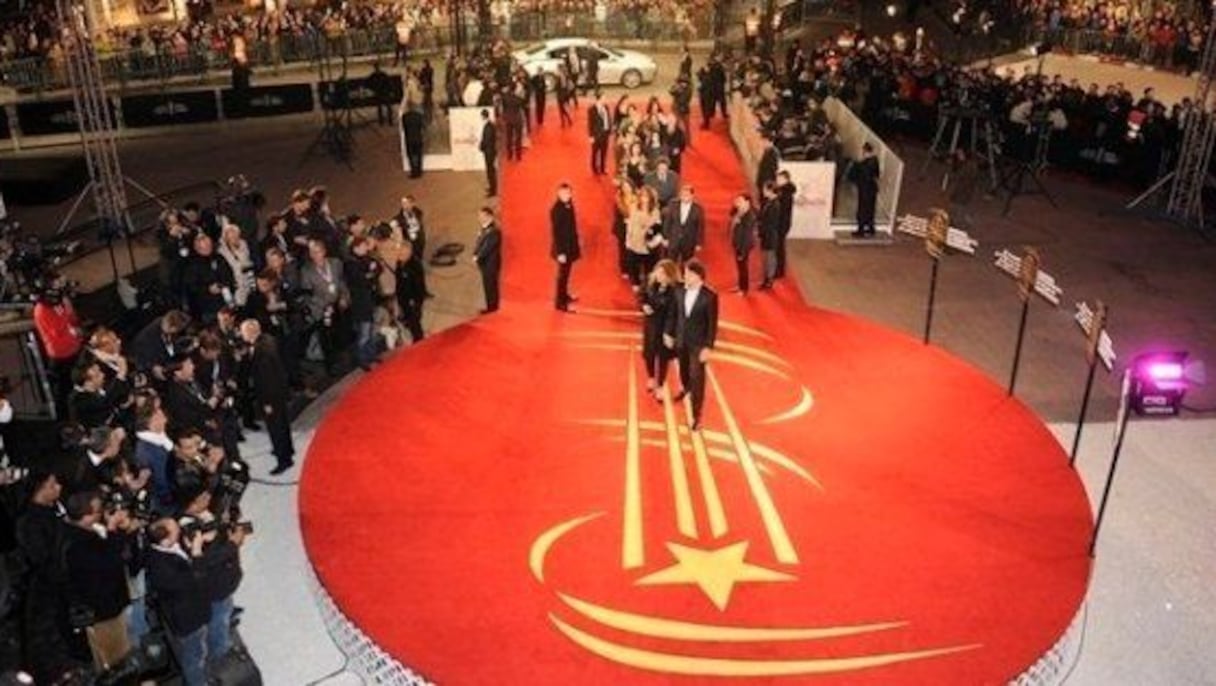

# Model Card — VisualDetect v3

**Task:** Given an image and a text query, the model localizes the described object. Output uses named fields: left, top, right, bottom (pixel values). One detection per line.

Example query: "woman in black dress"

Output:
left=641, top=258, right=680, bottom=398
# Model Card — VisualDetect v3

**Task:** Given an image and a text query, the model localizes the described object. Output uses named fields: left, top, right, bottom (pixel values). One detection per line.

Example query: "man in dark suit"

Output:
left=366, top=61, right=393, bottom=125
left=501, top=85, right=525, bottom=161
left=849, top=142, right=881, bottom=237
left=401, top=102, right=426, bottom=178
left=394, top=195, right=431, bottom=299
left=239, top=320, right=294, bottom=475
left=588, top=92, right=612, bottom=175
left=758, top=182, right=783, bottom=289
left=665, top=259, right=718, bottom=431
left=146, top=518, right=211, bottom=686
left=472, top=207, right=502, bottom=313
left=530, top=71, right=547, bottom=126
left=550, top=183, right=581, bottom=312
left=729, top=194, right=757, bottom=294
left=774, top=170, right=796, bottom=278
left=479, top=108, right=498, bottom=197
left=756, top=136, right=779, bottom=198
left=663, top=185, right=704, bottom=263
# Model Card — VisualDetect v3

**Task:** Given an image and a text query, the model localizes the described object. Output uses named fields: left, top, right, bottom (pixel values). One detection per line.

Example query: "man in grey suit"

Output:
left=298, top=237, right=349, bottom=373
left=644, top=157, right=681, bottom=208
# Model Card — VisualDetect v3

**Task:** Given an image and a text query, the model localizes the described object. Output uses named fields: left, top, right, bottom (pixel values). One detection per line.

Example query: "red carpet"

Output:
left=300, top=108, right=1093, bottom=684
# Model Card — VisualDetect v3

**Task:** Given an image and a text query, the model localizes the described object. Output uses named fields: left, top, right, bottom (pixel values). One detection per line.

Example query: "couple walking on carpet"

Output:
left=548, top=182, right=719, bottom=432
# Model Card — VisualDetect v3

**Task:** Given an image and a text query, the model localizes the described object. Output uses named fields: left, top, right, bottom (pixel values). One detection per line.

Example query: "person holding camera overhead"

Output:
left=146, top=517, right=213, bottom=686
left=179, top=487, right=248, bottom=666
left=61, top=490, right=137, bottom=671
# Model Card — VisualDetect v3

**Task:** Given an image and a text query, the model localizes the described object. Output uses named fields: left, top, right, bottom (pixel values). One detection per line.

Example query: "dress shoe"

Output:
left=479, top=308, right=497, bottom=314
left=269, top=461, right=295, bottom=476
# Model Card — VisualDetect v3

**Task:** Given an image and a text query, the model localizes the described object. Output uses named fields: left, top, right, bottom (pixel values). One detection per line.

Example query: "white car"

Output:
left=512, top=38, right=658, bottom=91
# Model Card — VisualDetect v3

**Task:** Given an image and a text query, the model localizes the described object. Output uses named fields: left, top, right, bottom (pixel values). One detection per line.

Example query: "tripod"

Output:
left=998, top=119, right=1058, bottom=216
left=921, top=108, right=1001, bottom=193
left=304, top=35, right=360, bottom=167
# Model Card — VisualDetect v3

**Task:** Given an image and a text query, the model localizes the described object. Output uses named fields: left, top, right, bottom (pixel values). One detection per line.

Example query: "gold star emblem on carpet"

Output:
left=635, top=541, right=796, bottom=611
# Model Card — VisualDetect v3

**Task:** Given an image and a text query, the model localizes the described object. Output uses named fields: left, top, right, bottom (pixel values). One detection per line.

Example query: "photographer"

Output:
left=32, top=271, right=84, bottom=415
left=133, top=404, right=175, bottom=516
left=178, top=489, right=248, bottom=665
left=166, top=431, right=222, bottom=513
left=345, top=237, right=382, bottom=370
left=130, top=310, right=192, bottom=385
left=192, top=330, right=243, bottom=460
left=164, top=352, right=232, bottom=459
left=145, top=518, right=210, bottom=686
left=14, top=471, right=75, bottom=683
left=65, top=426, right=125, bottom=498
left=60, top=490, right=136, bottom=670
left=157, top=210, right=196, bottom=309
left=84, top=328, right=137, bottom=431
left=298, top=238, right=350, bottom=375
left=181, top=233, right=236, bottom=325
left=68, top=362, right=117, bottom=431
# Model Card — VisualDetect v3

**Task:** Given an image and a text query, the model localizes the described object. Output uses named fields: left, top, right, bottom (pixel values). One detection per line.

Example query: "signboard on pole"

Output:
left=895, top=213, right=978, bottom=254
left=994, top=248, right=1062, bottom=306
left=1074, top=301, right=1116, bottom=371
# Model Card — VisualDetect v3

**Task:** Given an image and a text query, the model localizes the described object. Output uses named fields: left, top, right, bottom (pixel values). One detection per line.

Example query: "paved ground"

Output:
left=3, top=50, right=1215, bottom=684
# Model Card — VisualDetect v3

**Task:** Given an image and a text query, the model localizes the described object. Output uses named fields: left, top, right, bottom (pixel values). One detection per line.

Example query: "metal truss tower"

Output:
left=54, top=0, right=132, bottom=238
left=1165, top=5, right=1216, bottom=232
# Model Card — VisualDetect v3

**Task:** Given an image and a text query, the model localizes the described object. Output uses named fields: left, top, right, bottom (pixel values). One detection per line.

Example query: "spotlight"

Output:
left=886, top=3, right=898, bottom=17
left=1129, top=351, right=1190, bottom=415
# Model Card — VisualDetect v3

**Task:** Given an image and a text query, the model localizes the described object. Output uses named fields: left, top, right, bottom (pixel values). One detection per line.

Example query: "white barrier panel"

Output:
left=448, top=106, right=494, bottom=171
left=786, top=161, right=836, bottom=239
left=823, top=97, right=904, bottom=233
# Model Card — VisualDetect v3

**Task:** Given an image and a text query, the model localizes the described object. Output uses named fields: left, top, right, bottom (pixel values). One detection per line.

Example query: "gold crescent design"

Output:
left=530, top=513, right=604, bottom=583
left=549, top=615, right=982, bottom=676
left=558, top=594, right=908, bottom=642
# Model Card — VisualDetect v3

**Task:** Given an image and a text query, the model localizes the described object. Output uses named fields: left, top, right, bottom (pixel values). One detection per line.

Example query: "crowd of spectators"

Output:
left=1018, top=0, right=1212, bottom=70
left=727, top=25, right=1193, bottom=191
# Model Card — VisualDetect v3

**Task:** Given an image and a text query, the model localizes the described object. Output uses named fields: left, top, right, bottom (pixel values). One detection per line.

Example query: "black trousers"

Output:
left=735, top=251, right=750, bottom=292
left=626, top=251, right=654, bottom=287
left=505, top=120, right=523, bottom=159
left=591, top=137, right=609, bottom=174
left=642, top=334, right=672, bottom=386
left=558, top=99, right=572, bottom=126
left=396, top=293, right=425, bottom=342
left=775, top=230, right=789, bottom=276
left=405, top=139, right=424, bottom=177
left=480, top=266, right=500, bottom=311
left=555, top=260, right=574, bottom=309
left=678, top=346, right=708, bottom=422
left=534, top=96, right=545, bottom=124
left=265, top=402, right=294, bottom=466
left=484, top=153, right=498, bottom=195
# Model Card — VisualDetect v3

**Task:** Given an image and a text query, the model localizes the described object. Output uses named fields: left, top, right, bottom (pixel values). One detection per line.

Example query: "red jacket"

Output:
left=33, top=300, right=83, bottom=361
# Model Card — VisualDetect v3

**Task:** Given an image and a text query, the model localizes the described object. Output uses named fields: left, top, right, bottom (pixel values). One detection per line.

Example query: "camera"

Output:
left=104, top=487, right=153, bottom=522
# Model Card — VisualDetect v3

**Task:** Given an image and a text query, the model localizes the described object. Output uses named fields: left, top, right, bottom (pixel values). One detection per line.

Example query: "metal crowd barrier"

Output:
left=0, top=14, right=712, bottom=95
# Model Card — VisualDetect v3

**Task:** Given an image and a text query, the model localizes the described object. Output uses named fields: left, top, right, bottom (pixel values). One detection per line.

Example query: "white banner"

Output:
left=448, top=107, right=494, bottom=172
left=785, top=162, right=835, bottom=240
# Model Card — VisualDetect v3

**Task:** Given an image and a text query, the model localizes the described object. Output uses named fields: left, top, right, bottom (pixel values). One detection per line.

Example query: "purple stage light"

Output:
left=1130, top=352, right=1189, bottom=415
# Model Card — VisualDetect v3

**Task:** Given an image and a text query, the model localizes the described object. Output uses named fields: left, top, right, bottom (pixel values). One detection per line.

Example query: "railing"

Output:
left=1022, top=26, right=1168, bottom=66
left=0, top=14, right=714, bottom=95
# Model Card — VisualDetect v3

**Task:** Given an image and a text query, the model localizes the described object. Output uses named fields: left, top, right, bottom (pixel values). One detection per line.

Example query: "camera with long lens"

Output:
left=103, top=487, right=153, bottom=522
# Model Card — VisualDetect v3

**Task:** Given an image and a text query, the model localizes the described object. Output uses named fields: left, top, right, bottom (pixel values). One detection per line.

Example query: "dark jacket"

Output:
left=731, top=207, right=757, bottom=255
left=642, top=283, right=676, bottom=349
left=550, top=200, right=581, bottom=262
left=664, top=200, right=704, bottom=258
left=479, top=120, right=497, bottom=157
left=345, top=255, right=379, bottom=321
left=667, top=286, right=719, bottom=351
left=756, top=146, right=780, bottom=194
left=196, top=536, right=242, bottom=602
left=248, top=335, right=290, bottom=409
left=474, top=223, right=502, bottom=274
left=181, top=254, right=235, bottom=320
left=759, top=198, right=783, bottom=250
left=776, top=182, right=797, bottom=235
left=588, top=102, right=612, bottom=140
left=63, top=525, right=131, bottom=622
left=146, top=547, right=210, bottom=636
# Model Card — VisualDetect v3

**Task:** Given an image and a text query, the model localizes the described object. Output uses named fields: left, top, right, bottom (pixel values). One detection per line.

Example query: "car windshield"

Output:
left=600, top=46, right=624, bottom=58
left=519, top=42, right=547, bottom=55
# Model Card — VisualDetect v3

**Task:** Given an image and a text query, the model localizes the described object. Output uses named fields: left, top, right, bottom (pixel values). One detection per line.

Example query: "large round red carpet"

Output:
left=300, top=109, right=1093, bottom=684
